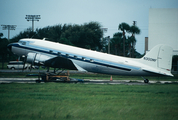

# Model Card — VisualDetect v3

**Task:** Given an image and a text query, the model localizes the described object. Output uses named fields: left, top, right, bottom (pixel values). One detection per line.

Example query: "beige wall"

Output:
left=148, top=8, right=178, bottom=55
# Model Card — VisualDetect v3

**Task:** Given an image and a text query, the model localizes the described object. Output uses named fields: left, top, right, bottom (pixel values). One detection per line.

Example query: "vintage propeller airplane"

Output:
left=8, top=38, right=173, bottom=83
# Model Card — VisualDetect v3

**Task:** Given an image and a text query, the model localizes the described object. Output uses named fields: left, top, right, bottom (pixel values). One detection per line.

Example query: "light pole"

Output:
left=25, top=15, right=41, bottom=32
left=1, top=25, right=16, bottom=40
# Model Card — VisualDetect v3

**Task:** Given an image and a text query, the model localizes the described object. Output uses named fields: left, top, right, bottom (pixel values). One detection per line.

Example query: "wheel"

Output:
left=11, top=67, right=15, bottom=70
left=36, top=80, right=41, bottom=83
left=144, top=79, right=149, bottom=83
left=29, top=67, right=33, bottom=69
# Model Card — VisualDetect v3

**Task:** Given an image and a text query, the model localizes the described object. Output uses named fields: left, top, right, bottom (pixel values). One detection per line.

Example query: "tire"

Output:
left=36, top=80, right=41, bottom=83
left=144, top=79, right=149, bottom=83
left=11, top=67, right=15, bottom=70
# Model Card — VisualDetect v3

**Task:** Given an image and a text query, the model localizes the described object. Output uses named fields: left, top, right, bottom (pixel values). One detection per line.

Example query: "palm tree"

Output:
left=128, top=26, right=140, bottom=57
left=118, top=23, right=130, bottom=56
left=127, top=36, right=136, bottom=57
left=112, top=32, right=122, bottom=55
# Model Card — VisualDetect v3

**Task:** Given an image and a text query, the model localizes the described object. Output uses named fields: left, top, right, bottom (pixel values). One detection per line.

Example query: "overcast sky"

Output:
left=0, top=0, right=178, bottom=54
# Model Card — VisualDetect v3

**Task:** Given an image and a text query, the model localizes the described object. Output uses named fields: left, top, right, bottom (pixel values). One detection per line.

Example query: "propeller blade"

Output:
left=22, top=56, right=27, bottom=71
left=30, top=62, right=33, bottom=71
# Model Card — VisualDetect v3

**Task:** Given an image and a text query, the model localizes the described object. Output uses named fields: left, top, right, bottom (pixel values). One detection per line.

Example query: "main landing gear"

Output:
left=27, top=69, right=70, bottom=83
left=37, top=70, right=70, bottom=83
left=142, top=76, right=149, bottom=83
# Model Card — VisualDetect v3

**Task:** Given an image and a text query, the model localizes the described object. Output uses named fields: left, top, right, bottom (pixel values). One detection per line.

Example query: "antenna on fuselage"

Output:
left=42, top=38, right=49, bottom=40
left=30, top=32, right=37, bottom=38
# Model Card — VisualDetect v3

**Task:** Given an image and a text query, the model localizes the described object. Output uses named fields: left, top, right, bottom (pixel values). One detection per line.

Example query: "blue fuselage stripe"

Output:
left=11, top=43, right=140, bottom=71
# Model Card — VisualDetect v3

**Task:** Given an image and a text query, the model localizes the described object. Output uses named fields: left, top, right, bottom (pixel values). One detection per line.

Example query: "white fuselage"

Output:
left=8, top=38, right=173, bottom=76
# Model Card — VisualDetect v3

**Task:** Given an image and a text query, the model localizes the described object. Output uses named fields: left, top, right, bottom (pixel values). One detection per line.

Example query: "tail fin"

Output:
left=140, top=44, right=173, bottom=76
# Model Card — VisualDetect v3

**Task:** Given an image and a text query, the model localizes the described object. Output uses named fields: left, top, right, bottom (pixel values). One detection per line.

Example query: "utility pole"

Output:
left=108, top=36, right=110, bottom=54
left=25, top=15, right=41, bottom=32
left=132, top=21, right=137, bottom=58
left=101, top=28, right=108, bottom=52
left=1, top=25, right=17, bottom=40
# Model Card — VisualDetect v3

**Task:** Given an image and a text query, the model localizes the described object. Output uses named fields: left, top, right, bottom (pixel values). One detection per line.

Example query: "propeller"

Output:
left=29, top=62, right=33, bottom=71
left=22, top=54, right=35, bottom=71
left=22, top=55, right=27, bottom=71
left=29, top=53, right=37, bottom=71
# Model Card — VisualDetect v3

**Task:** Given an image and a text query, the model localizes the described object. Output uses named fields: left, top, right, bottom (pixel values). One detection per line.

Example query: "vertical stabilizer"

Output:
left=157, top=45, right=173, bottom=71
left=140, top=44, right=173, bottom=76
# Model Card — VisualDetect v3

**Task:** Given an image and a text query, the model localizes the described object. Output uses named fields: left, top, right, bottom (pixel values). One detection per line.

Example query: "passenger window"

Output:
left=90, top=59, right=94, bottom=62
left=58, top=52, right=61, bottom=55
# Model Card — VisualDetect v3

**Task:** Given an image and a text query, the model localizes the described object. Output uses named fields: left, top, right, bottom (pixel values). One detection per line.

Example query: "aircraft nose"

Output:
left=7, top=43, right=12, bottom=51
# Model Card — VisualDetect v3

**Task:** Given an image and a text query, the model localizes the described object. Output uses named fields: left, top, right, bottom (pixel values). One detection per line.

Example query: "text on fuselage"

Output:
left=144, top=57, right=157, bottom=62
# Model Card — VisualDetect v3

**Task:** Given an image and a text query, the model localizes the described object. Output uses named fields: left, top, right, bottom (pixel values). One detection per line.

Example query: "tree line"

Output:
left=0, top=21, right=142, bottom=68
left=10, top=22, right=141, bottom=57
left=11, top=22, right=103, bottom=51
left=109, top=22, right=141, bottom=57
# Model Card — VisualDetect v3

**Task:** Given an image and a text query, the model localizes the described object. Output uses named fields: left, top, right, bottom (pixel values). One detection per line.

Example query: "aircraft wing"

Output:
left=44, top=56, right=87, bottom=72
left=26, top=52, right=87, bottom=72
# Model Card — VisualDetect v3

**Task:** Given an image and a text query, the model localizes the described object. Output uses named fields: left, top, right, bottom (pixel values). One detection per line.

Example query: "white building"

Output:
left=148, top=8, right=178, bottom=55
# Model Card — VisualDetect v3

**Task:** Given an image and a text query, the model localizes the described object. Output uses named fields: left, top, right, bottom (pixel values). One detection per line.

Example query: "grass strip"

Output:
left=0, top=83, right=178, bottom=120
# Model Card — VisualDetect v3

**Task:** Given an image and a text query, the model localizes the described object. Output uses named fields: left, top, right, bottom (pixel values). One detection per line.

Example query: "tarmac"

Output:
left=0, top=78, right=177, bottom=85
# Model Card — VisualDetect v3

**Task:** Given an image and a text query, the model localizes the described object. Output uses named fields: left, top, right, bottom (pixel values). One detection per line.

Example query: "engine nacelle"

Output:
left=26, top=53, right=51, bottom=65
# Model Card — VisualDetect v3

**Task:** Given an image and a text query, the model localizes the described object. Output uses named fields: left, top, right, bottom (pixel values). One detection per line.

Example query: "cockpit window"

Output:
left=19, top=41, right=26, bottom=45
left=22, top=42, right=26, bottom=45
